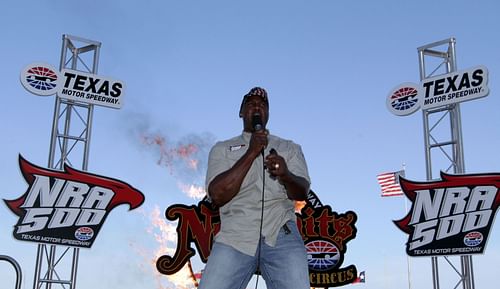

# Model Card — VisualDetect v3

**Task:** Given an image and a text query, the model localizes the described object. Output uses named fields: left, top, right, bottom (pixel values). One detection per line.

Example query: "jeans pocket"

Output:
left=282, top=220, right=303, bottom=243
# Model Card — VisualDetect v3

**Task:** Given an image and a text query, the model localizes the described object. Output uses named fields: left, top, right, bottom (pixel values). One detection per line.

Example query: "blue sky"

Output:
left=1, top=1, right=500, bottom=288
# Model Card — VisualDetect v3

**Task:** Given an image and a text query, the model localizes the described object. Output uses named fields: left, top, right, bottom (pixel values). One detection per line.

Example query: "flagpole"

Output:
left=377, top=166, right=412, bottom=289
left=404, top=197, right=412, bottom=289
left=402, top=164, right=412, bottom=289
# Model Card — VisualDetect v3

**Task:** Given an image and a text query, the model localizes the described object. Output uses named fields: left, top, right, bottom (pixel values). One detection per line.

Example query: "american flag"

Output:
left=377, top=170, right=405, bottom=197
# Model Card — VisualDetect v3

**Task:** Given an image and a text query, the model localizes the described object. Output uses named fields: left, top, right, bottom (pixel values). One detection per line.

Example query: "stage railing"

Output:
left=0, top=255, right=22, bottom=289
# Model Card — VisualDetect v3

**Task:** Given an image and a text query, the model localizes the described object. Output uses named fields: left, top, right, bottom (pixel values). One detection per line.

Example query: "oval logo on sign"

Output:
left=75, top=227, right=94, bottom=241
left=463, top=231, right=483, bottom=247
left=305, top=240, right=340, bottom=271
left=20, top=62, right=60, bottom=96
left=386, top=82, right=422, bottom=116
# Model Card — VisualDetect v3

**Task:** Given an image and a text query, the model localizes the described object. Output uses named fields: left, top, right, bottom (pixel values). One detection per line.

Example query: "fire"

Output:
left=162, top=265, right=195, bottom=289
left=178, top=182, right=206, bottom=199
left=139, top=132, right=210, bottom=201
left=132, top=206, right=198, bottom=289
left=187, top=159, right=199, bottom=170
left=140, top=134, right=199, bottom=171
left=148, top=205, right=177, bottom=244
left=176, top=143, right=198, bottom=157
left=133, top=128, right=214, bottom=287
left=150, top=206, right=197, bottom=288
left=295, top=200, right=306, bottom=213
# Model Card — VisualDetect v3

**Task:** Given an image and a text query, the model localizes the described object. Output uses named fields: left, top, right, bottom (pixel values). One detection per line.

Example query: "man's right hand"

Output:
left=248, top=129, right=268, bottom=157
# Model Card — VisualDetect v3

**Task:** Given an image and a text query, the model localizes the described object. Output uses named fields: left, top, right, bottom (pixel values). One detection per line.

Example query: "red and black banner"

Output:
left=4, top=155, right=145, bottom=248
left=156, top=190, right=359, bottom=288
left=395, top=172, right=500, bottom=256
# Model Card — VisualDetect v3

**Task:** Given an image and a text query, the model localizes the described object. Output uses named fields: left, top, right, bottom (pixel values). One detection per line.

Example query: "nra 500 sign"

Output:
left=20, top=62, right=124, bottom=109
left=4, top=156, right=144, bottom=248
left=394, top=172, right=500, bottom=257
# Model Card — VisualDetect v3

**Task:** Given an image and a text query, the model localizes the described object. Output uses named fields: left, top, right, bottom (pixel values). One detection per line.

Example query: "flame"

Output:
left=149, top=206, right=197, bottom=288
left=295, top=200, right=306, bottom=213
left=178, top=182, right=206, bottom=199
left=140, top=134, right=199, bottom=172
left=139, top=132, right=211, bottom=201
left=165, top=265, right=196, bottom=289
left=187, top=159, right=199, bottom=170
left=132, top=206, right=198, bottom=288
left=128, top=118, right=215, bottom=287
left=149, top=206, right=178, bottom=244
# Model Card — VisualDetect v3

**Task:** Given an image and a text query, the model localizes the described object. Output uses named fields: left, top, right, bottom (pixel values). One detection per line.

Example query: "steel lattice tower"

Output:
left=33, top=34, right=101, bottom=289
left=417, top=37, right=475, bottom=289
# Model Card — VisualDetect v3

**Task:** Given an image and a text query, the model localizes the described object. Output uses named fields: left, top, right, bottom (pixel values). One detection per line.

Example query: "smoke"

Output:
left=125, top=111, right=215, bottom=200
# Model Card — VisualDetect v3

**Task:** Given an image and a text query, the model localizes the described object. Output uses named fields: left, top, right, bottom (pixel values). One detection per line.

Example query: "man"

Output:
left=199, top=87, right=311, bottom=289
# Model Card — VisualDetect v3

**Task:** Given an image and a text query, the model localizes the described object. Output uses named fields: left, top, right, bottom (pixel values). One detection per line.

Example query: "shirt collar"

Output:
left=242, top=131, right=252, bottom=142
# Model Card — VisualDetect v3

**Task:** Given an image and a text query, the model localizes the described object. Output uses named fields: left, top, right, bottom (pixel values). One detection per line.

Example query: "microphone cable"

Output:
left=254, top=150, right=266, bottom=289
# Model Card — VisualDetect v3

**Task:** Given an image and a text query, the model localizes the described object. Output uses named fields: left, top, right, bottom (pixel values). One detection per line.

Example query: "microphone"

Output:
left=252, top=113, right=264, bottom=131
left=252, top=113, right=265, bottom=156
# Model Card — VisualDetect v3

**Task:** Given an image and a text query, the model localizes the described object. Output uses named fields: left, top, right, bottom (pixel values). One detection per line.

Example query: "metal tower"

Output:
left=417, top=37, right=475, bottom=289
left=33, top=34, right=101, bottom=289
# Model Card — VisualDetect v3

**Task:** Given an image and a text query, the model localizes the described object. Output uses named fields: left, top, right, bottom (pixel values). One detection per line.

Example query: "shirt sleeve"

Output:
left=205, top=142, right=228, bottom=195
left=287, top=143, right=311, bottom=185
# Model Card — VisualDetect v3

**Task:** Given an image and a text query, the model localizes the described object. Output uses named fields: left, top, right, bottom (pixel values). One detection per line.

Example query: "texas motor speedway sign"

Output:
left=421, top=65, right=488, bottom=110
left=387, top=65, right=489, bottom=116
left=20, top=62, right=124, bottom=109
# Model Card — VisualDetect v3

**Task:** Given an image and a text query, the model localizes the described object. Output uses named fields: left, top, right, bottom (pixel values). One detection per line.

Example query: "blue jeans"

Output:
left=198, top=220, right=310, bottom=289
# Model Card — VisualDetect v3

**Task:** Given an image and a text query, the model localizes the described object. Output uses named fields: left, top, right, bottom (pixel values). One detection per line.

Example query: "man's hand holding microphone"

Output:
left=250, top=113, right=287, bottom=181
